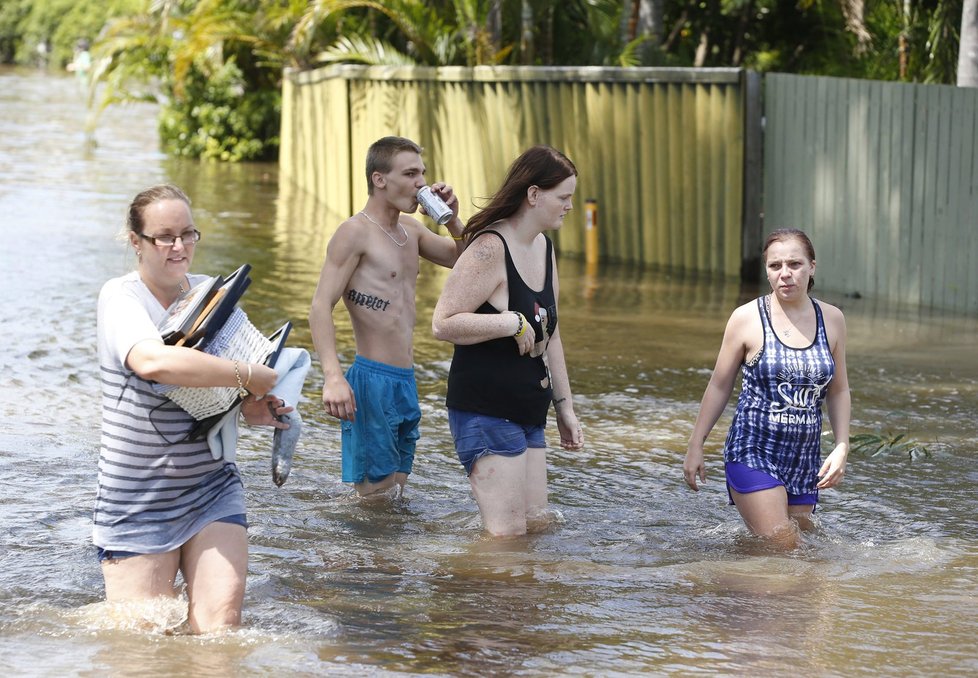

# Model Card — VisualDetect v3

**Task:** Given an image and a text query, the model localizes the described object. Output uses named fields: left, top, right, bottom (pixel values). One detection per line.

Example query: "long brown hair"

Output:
left=463, top=145, right=577, bottom=241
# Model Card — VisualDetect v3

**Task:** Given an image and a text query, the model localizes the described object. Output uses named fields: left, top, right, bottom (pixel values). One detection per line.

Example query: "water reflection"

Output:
left=1, top=68, right=977, bottom=676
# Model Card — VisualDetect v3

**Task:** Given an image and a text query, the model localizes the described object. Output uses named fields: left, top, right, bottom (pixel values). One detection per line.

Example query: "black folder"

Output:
left=182, top=264, right=252, bottom=349
left=159, top=275, right=222, bottom=345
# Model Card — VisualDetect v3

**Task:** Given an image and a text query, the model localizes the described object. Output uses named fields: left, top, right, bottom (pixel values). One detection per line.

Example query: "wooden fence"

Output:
left=280, top=64, right=755, bottom=277
left=280, top=66, right=978, bottom=313
left=764, top=74, right=978, bottom=313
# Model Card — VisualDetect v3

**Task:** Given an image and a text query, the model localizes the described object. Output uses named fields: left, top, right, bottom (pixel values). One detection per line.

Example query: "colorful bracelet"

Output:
left=450, top=233, right=464, bottom=241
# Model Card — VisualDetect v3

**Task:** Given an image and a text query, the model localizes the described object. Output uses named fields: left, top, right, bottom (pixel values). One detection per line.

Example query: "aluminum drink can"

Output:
left=417, top=186, right=453, bottom=225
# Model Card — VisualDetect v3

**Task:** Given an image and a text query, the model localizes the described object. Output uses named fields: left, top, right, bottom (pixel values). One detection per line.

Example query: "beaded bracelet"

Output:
left=511, top=311, right=527, bottom=338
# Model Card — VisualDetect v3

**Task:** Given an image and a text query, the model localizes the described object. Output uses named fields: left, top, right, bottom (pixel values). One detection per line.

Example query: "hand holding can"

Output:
left=417, top=186, right=454, bottom=225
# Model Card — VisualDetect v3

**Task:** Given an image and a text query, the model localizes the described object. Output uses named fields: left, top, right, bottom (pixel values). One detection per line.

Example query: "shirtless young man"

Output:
left=309, top=136, right=465, bottom=497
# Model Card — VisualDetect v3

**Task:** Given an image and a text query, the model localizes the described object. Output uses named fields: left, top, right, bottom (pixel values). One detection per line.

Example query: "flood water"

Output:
left=1, top=68, right=976, bottom=676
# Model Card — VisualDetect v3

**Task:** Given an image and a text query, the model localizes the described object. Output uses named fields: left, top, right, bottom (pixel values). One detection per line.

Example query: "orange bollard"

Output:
left=584, top=198, right=598, bottom=267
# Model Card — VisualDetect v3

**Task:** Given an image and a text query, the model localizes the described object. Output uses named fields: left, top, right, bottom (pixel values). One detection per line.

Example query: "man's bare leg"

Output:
left=354, top=472, right=408, bottom=499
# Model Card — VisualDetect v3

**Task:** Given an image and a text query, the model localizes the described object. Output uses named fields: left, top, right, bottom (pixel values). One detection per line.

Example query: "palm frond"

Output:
left=313, top=34, right=417, bottom=66
left=289, top=0, right=448, bottom=66
left=617, top=35, right=651, bottom=67
left=849, top=432, right=932, bottom=460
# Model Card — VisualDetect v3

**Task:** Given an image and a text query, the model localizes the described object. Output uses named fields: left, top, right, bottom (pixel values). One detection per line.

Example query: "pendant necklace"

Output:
left=769, top=294, right=792, bottom=337
left=360, top=211, right=408, bottom=247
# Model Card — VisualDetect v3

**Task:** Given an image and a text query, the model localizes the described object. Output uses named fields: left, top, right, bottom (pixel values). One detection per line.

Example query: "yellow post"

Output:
left=584, top=198, right=599, bottom=266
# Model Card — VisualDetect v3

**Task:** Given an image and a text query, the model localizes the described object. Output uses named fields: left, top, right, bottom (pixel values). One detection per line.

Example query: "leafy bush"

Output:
left=158, top=59, right=280, bottom=162
left=0, top=0, right=141, bottom=67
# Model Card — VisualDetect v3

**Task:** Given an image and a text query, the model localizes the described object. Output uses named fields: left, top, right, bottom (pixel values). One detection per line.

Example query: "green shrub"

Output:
left=158, top=59, right=280, bottom=162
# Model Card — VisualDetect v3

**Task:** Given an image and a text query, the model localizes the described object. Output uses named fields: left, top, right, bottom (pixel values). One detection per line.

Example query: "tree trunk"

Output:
left=620, top=0, right=635, bottom=43
left=520, top=0, right=534, bottom=65
left=637, top=0, right=664, bottom=44
left=694, top=29, right=709, bottom=67
left=731, top=1, right=753, bottom=66
left=840, top=0, right=872, bottom=55
left=487, top=0, right=502, bottom=56
left=959, top=0, right=978, bottom=87
left=636, top=0, right=664, bottom=64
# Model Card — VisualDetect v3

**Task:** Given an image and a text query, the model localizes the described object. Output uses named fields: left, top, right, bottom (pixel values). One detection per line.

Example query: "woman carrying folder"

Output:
left=95, top=184, right=290, bottom=633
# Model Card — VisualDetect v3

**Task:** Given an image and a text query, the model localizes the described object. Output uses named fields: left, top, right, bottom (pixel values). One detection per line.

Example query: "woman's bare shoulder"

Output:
left=815, top=298, right=848, bottom=335
left=464, top=230, right=505, bottom=263
left=728, top=298, right=761, bottom=324
left=815, top=297, right=845, bottom=317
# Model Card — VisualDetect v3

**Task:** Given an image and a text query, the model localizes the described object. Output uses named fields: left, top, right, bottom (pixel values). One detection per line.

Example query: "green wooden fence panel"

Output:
left=764, top=74, right=978, bottom=313
left=280, top=65, right=747, bottom=275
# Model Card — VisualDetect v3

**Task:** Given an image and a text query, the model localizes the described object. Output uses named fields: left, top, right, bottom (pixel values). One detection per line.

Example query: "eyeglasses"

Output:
left=138, top=229, right=201, bottom=247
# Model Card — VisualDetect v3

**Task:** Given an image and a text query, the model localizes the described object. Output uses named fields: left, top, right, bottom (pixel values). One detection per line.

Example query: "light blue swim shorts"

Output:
left=341, top=355, right=421, bottom=484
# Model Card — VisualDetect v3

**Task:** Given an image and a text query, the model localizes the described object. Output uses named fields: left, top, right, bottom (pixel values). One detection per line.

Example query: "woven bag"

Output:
left=164, top=307, right=274, bottom=420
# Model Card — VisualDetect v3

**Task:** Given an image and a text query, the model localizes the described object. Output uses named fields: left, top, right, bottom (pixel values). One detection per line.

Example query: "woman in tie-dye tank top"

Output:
left=683, top=229, right=851, bottom=548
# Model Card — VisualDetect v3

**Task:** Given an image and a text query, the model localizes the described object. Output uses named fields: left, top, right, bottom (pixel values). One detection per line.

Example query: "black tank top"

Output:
left=446, top=230, right=557, bottom=426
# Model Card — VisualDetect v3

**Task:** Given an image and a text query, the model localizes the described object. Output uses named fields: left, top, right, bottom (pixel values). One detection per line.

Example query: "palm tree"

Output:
left=287, top=0, right=640, bottom=68
left=621, top=0, right=664, bottom=64
left=286, top=0, right=511, bottom=67
left=93, top=0, right=284, bottom=160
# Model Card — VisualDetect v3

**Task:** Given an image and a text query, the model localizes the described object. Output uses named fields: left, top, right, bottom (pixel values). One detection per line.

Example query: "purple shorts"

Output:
left=724, top=462, right=818, bottom=506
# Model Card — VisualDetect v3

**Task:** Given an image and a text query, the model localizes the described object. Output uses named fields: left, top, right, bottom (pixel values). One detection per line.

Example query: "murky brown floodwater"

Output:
left=1, top=67, right=976, bottom=677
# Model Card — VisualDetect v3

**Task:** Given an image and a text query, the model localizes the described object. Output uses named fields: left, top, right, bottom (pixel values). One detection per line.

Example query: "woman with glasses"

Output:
left=95, top=184, right=291, bottom=633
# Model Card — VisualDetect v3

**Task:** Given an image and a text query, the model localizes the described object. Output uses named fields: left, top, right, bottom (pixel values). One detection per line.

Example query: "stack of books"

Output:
left=154, top=263, right=293, bottom=429
left=158, top=264, right=253, bottom=348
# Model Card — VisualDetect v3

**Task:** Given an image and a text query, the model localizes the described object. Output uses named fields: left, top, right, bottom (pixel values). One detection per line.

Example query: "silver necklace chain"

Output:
left=360, top=210, right=408, bottom=247
left=768, top=294, right=794, bottom=337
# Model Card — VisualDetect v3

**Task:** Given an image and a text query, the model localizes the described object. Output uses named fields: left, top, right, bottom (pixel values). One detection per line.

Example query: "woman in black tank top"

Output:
left=433, top=146, right=585, bottom=537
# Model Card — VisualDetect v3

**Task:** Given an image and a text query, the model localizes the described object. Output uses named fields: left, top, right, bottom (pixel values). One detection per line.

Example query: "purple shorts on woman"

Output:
left=725, top=461, right=818, bottom=507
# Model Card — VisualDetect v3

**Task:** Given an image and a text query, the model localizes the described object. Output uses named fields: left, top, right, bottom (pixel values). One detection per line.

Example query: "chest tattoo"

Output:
left=348, top=288, right=391, bottom=312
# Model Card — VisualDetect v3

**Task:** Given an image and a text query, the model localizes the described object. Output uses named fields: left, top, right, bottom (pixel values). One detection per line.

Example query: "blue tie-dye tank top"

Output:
left=723, top=295, right=836, bottom=495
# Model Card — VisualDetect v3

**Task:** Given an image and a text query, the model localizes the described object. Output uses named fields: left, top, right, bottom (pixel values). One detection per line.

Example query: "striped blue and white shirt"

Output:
left=723, top=295, right=836, bottom=495
left=94, top=271, right=245, bottom=553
